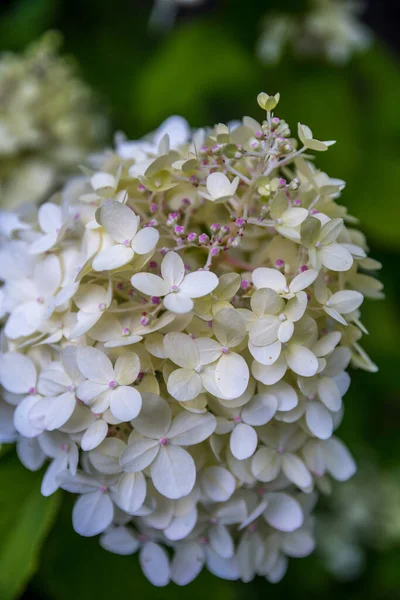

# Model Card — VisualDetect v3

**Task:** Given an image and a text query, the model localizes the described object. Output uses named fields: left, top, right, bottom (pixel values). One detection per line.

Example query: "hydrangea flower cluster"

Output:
left=0, top=92, right=383, bottom=587
left=257, top=0, right=372, bottom=65
left=0, top=32, right=106, bottom=209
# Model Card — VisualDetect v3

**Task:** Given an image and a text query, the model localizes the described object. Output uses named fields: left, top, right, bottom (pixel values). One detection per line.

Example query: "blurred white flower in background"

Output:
left=0, top=32, right=107, bottom=210
left=258, top=0, right=373, bottom=65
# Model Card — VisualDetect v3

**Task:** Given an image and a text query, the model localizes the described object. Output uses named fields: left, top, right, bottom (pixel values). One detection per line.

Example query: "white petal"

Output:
left=320, top=243, right=353, bottom=271
left=285, top=344, right=318, bottom=377
left=76, top=380, right=109, bottom=403
left=248, top=340, right=282, bottom=365
left=249, top=315, right=280, bottom=346
left=5, top=302, right=46, bottom=339
left=312, top=332, right=342, bottom=357
left=171, top=542, right=204, bottom=586
left=41, top=456, right=68, bottom=496
left=266, top=381, right=298, bottom=411
left=131, top=226, right=159, bottom=255
left=93, top=245, right=134, bottom=271
left=209, top=523, right=234, bottom=559
left=206, top=548, right=240, bottom=581
left=161, top=251, right=185, bottom=287
left=163, top=292, right=193, bottom=314
left=252, top=268, right=287, bottom=292
left=114, top=352, right=141, bottom=385
left=151, top=445, right=195, bottom=499
left=100, top=201, right=138, bottom=242
left=110, top=386, right=142, bottom=421
left=201, top=466, right=236, bottom=502
left=206, top=172, right=237, bottom=200
left=251, top=448, right=280, bottom=482
left=164, top=507, right=198, bottom=541
left=72, top=491, right=114, bottom=537
left=322, top=437, right=356, bottom=481
left=116, top=472, right=147, bottom=514
left=215, top=353, right=249, bottom=400
left=14, top=395, right=43, bottom=438
left=89, top=438, right=126, bottom=474
left=0, top=352, right=36, bottom=394
left=306, top=402, right=333, bottom=440
left=119, top=438, right=159, bottom=472
left=285, top=291, right=307, bottom=323
left=130, top=273, right=169, bottom=297
left=167, top=369, right=202, bottom=402
left=289, top=269, right=318, bottom=293
left=81, top=420, right=108, bottom=451
left=327, top=290, right=364, bottom=314
left=318, top=377, right=342, bottom=411
left=230, top=423, right=257, bottom=460
left=264, top=492, right=303, bottom=532
left=282, top=453, right=312, bottom=489
left=242, top=394, right=277, bottom=426
left=100, top=526, right=139, bottom=555
left=282, top=530, right=315, bottom=557
left=281, top=207, right=308, bottom=227
left=140, top=542, right=170, bottom=587
left=35, top=254, right=61, bottom=296
left=179, top=271, right=219, bottom=299
left=278, top=320, right=294, bottom=343
left=213, top=308, right=246, bottom=347
left=163, top=332, right=199, bottom=368
left=196, top=337, right=223, bottom=365
left=45, top=392, right=76, bottom=430
left=76, top=346, right=114, bottom=384
left=168, top=411, right=216, bottom=445
left=252, top=355, right=287, bottom=385
left=38, top=202, right=62, bottom=233
left=132, top=392, right=171, bottom=438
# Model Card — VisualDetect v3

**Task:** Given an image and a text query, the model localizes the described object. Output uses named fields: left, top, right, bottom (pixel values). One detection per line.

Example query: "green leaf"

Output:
left=32, top=498, right=236, bottom=600
left=132, top=19, right=259, bottom=131
left=0, top=452, right=61, bottom=600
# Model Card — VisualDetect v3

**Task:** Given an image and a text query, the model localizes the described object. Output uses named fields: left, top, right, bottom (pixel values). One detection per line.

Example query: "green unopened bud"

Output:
left=257, top=92, right=280, bottom=112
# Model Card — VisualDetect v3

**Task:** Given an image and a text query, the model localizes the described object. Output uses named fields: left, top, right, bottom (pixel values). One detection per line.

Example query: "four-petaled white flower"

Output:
left=93, top=201, right=159, bottom=271
left=130, top=251, right=218, bottom=313
left=76, top=347, right=142, bottom=448
left=120, top=393, right=216, bottom=499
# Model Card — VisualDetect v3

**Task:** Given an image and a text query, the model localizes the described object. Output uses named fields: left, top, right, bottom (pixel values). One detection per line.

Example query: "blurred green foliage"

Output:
left=0, top=0, right=399, bottom=599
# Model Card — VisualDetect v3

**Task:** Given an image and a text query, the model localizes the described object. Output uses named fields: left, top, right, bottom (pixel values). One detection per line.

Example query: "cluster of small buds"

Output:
left=0, top=92, right=383, bottom=587
left=257, top=0, right=373, bottom=66
left=0, top=32, right=107, bottom=210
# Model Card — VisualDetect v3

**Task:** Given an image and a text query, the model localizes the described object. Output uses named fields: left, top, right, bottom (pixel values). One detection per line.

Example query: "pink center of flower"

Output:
left=108, top=380, right=116, bottom=388
left=28, top=386, right=36, bottom=394
left=122, top=327, right=130, bottom=336
left=234, top=415, right=241, bottom=423
left=123, top=239, right=130, bottom=246
left=67, top=385, right=74, bottom=392
left=221, top=346, right=229, bottom=355
left=160, top=437, right=168, bottom=446
left=199, top=536, right=208, bottom=545
left=98, top=303, right=106, bottom=310
left=300, top=265, right=309, bottom=272
left=100, top=486, right=107, bottom=493
left=170, top=285, right=179, bottom=292
left=61, top=444, right=68, bottom=452
left=275, top=259, right=284, bottom=267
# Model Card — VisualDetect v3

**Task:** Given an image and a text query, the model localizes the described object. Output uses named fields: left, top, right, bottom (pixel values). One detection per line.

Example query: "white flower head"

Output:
left=0, top=90, right=381, bottom=588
